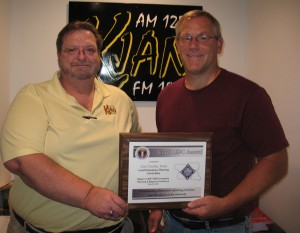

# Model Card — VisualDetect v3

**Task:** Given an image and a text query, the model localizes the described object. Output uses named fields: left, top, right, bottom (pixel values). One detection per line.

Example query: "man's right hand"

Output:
left=83, top=186, right=128, bottom=220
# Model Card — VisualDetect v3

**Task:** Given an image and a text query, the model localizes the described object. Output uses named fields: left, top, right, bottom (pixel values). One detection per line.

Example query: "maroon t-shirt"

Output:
left=156, top=69, right=288, bottom=220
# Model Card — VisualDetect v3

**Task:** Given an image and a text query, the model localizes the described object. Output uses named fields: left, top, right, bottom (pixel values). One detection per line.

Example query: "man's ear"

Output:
left=217, top=38, right=224, bottom=54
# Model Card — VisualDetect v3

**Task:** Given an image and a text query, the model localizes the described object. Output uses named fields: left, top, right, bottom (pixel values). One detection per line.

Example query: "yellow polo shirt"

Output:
left=0, top=71, right=141, bottom=232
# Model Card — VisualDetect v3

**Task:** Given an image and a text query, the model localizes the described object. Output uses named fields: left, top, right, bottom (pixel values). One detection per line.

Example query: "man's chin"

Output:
left=71, top=72, right=95, bottom=80
left=186, top=67, right=204, bottom=75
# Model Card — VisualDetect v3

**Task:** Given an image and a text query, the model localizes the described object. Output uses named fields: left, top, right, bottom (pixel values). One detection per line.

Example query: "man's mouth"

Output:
left=187, top=53, right=203, bottom=58
left=74, top=63, right=90, bottom=66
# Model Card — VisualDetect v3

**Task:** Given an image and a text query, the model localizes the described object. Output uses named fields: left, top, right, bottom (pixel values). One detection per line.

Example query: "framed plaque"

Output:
left=119, top=132, right=212, bottom=210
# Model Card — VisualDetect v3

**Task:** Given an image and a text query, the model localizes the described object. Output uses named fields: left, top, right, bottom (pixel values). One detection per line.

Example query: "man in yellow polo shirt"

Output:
left=1, top=21, right=141, bottom=233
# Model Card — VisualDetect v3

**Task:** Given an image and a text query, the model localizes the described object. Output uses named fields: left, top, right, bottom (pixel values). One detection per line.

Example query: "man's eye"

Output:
left=64, top=48, right=77, bottom=53
left=181, top=35, right=192, bottom=41
left=197, top=35, right=208, bottom=41
left=86, top=48, right=96, bottom=53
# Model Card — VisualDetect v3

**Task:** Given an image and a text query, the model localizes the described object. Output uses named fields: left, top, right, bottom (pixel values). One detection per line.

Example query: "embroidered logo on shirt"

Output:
left=103, top=105, right=117, bottom=115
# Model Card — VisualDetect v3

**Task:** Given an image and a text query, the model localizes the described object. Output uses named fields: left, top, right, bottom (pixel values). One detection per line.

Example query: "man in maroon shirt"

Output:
left=148, top=10, right=288, bottom=233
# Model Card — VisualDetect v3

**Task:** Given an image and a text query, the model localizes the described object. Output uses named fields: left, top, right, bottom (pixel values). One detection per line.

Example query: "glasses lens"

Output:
left=85, top=47, right=97, bottom=55
left=63, top=47, right=98, bottom=56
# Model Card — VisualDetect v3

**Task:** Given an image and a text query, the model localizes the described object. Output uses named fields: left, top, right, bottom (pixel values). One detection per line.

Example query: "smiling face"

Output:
left=58, top=29, right=101, bottom=81
left=176, top=16, right=223, bottom=77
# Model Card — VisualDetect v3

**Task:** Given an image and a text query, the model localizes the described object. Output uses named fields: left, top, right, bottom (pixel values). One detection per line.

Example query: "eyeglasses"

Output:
left=62, top=47, right=99, bottom=56
left=178, top=34, right=217, bottom=44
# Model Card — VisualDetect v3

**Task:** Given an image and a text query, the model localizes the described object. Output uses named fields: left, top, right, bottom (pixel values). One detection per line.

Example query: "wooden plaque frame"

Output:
left=119, top=132, right=212, bottom=210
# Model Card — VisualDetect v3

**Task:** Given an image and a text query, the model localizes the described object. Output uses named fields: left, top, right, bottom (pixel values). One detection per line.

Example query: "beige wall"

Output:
left=246, top=1, right=300, bottom=232
left=1, top=0, right=299, bottom=232
left=0, top=0, right=12, bottom=187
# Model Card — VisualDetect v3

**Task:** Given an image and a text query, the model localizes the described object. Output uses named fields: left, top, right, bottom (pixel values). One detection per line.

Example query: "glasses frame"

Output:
left=62, top=47, right=99, bottom=56
left=178, top=34, right=217, bottom=44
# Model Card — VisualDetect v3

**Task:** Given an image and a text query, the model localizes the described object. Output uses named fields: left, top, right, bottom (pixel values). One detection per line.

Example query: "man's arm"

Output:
left=184, top=148, right=288, bottom=219
left=5, top=153, right=128, bottom=220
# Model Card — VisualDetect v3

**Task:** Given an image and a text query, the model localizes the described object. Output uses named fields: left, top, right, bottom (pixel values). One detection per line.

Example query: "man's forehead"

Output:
left=62, top=30, right=96, bottom=43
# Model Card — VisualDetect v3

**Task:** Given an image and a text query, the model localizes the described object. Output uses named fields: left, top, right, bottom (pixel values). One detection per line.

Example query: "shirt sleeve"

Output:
left=129, top=99, right=142, bottom=133
left=241, top=87, right=289, bottom=157
left=1, top=85, right=48, bottom=162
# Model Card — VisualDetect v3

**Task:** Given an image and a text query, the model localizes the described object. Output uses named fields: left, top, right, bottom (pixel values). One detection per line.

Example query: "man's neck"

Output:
left=185, top=67, right=221, bottom=90
left=59, top=74, right=95, bottom=95
left=59, top=75, right=96, bottom=111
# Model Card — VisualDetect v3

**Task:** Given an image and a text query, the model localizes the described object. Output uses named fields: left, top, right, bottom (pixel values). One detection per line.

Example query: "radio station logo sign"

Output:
left=69, top=2, right=202, bottom=101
